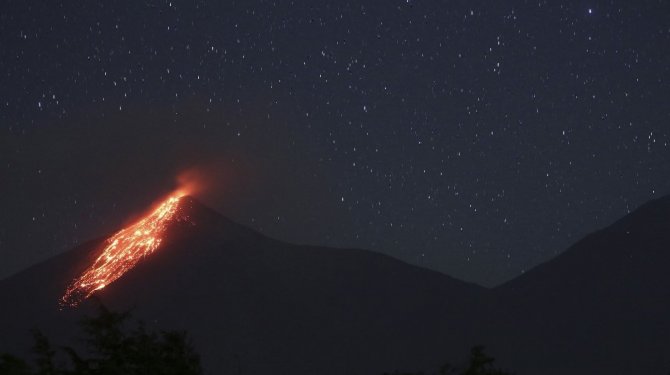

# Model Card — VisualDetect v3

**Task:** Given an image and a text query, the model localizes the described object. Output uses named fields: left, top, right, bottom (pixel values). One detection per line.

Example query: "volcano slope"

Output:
left=0, top=197, right=486, bottom=375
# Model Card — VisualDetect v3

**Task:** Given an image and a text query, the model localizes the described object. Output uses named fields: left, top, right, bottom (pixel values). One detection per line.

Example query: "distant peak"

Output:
left=610, top=193, right=670, bottom=231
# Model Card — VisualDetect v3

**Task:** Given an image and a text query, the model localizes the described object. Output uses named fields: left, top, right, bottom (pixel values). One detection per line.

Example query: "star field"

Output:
left=1, top=0, right=669, bottom=286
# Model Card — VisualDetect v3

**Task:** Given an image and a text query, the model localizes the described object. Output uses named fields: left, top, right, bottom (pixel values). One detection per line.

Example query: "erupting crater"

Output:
left=61, top=191, right=188, bottom=307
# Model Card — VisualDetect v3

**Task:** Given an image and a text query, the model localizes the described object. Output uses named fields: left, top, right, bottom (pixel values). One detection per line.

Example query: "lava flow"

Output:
left=61, top=192, right=186, bottom=307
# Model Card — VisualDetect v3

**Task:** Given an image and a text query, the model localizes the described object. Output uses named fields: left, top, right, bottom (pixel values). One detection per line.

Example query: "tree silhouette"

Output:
left=381, top=345, right=513, bottom=375
left=461, top=346, right=512, bottom=375
left=0, top=354, right=31, bottom=375
left=31, top=330, right=57, bottom=375
left=0, top=304, right=201, bottom=375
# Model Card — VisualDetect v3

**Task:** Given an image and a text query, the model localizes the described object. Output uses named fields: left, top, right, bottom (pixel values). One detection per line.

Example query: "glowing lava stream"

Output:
left=61, top=192, right=186, bottom=307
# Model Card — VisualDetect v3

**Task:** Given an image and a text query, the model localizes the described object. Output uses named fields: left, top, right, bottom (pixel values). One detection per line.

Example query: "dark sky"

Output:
left=1, top=0, right=669, bottom=286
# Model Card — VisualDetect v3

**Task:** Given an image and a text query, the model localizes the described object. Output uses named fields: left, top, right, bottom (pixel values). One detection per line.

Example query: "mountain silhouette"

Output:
left=1, top=195, right=669, bottom=374
left=489, top=195, right=670, bottom=374
left=0, top=197, right=485, bottom=374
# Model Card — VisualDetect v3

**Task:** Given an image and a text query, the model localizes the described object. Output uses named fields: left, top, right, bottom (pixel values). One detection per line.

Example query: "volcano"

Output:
left=1, top=195, right=670, bottom=374
left=0, top=197, right=486, bottom=374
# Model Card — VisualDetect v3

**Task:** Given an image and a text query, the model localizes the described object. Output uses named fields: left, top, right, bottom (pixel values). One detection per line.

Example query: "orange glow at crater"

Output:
left=61, top=191, right=187, bottom=307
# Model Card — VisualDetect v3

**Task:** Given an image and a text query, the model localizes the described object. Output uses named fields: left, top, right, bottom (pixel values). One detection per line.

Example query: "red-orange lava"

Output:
left=61, top=192, right=186, bottom=307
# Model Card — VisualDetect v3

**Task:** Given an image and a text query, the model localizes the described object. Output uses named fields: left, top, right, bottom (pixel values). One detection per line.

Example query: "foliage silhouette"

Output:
left=382, top=345, right=513, bottom=375
left=0, top=354, right=31, bottom=375
left=0, top=304, right=201, bottom=375
left=461, top=346, right=512, bottom=375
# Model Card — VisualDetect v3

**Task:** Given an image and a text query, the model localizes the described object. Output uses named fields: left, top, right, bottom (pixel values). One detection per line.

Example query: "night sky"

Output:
left=1, top=0, right=669, bottom=286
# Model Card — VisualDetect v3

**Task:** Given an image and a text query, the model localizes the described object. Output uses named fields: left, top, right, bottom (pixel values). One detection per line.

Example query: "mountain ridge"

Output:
left=0, top=195, right=486, bottom=374
left=1, top=194, right=669, bottom=374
